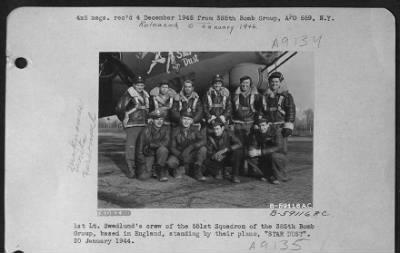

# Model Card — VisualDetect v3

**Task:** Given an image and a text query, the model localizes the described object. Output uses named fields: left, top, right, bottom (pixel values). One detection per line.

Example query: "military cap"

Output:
left=180, top=109, right=194, bottom=119
left=149, top=109, right=166, bottom=119
left=212, top=74, right=224, bottom=84
left=134, top=75, right=146, bottom=84
left=211, top=117, right=225, bottom=127
left=268, top=72, right=284, bottom=81
left=159, top=79, right=170, bottom=86
left=256, top=116, right=269, bottom=125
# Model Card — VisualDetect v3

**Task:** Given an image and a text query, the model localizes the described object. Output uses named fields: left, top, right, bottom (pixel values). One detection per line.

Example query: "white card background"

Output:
left=5, top=7, right=395, bottom=253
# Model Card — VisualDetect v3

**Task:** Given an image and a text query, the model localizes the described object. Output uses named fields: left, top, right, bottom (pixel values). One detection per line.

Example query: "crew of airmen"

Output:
left=119, top=71, right=295, bottom=184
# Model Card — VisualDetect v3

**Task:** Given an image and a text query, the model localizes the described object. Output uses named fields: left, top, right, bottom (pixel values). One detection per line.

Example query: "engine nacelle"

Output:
left=226, top=63, right=269, bottom=93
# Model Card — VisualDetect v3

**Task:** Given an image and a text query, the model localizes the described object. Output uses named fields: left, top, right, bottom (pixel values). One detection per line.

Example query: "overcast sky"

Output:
left=277, top=52, right=314, bottom=115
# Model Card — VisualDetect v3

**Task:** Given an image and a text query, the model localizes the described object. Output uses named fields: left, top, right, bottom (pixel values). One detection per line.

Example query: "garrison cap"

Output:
left=268, top=72, right=284, bottom=81
left=149, top=109, right=166, bottom=119
left=134, top=75, right=146, bottom=84
left=212, top=74, right=224, bottom=84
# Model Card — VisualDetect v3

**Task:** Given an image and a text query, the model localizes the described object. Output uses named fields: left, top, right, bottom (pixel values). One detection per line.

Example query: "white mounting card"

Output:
left=5, top=7, right=395, bottom=253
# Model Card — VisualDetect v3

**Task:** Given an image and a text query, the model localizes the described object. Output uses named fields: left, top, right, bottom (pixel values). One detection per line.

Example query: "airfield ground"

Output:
left=98, top=128, right=313, bottom=208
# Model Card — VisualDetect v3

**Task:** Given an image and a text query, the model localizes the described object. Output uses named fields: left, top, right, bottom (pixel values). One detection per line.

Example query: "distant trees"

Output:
left=294, top=109, right=313, bottom=136
left=98, top=117, right=123, bottom=129
left=304, top=109, right=314, bottom=135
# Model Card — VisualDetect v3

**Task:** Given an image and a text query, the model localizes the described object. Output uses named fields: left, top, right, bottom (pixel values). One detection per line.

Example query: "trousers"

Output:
left=204, top=149, right=243, bottom=177
left=167, top=146, right=207, bottom=168
left=125, top=126, right=144, bottom=170
left=136, top=146, right=169, bottom=179
left=248, top=152, right=288, bottom=181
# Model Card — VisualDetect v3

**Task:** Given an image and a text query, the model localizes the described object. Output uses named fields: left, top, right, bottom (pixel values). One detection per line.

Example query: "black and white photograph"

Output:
left=5, top=7, right=394, bottom=253
left=98, top=51, right=314, bottom=208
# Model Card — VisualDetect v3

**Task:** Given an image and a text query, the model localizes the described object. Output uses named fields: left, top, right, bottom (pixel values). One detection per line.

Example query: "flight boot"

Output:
left=223, top=167, right=231, bottom=178
left=193, top=164, right=206, bottom=182
left=231, top=176, right=241, bottom=183
left=215, top=169, right=223, bottom=180
left=174, top=166, right=185, bottom=179
left=125, top=160, right=136, bottom=178
left=156, top=165, right=168, bottom=182
left=268, top=176, right=280, bottom=185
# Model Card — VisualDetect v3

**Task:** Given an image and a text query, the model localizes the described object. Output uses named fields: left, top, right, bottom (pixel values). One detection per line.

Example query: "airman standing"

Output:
left=149, top=79, right=176, bottom=127
left=203, top=74, right=232, bottom=130
left=258, top=72, right=296, bottom=154
left=118, top=75, right=150, bottom=178
left=171, top=79, right=203, bottom=130
left=231, top=75, right=259, bottom=174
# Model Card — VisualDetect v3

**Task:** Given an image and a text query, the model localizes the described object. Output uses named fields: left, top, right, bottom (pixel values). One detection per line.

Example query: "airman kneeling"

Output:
left=135, top=109, right=170, bottom=181
left=167, top=110, right=207, bottom=181
left=247, top=117, right=289, bottom=184
left=204, top=118, right=243, bottom=183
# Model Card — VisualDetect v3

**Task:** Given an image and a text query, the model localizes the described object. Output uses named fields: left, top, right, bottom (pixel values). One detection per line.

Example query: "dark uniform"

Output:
left=231, top=76, right=259, bottom=143
left=204, top=119, right=243, bottom=183
left=149, top=80, right=176, bottom=126
left=231, top=76, right=259, bottom=175
left=203, top=74, right=232, bottom=128
left=116, top=75, right=149, bottom=178
left=171, top=85, right=203, bottom=129
left=135, top=110, right=170, bottom=181
left=257, top=72, right=296, bottom=154
left=247, top=117, right=288, bottom=184
left=167, top=111, right=207, bottom=181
